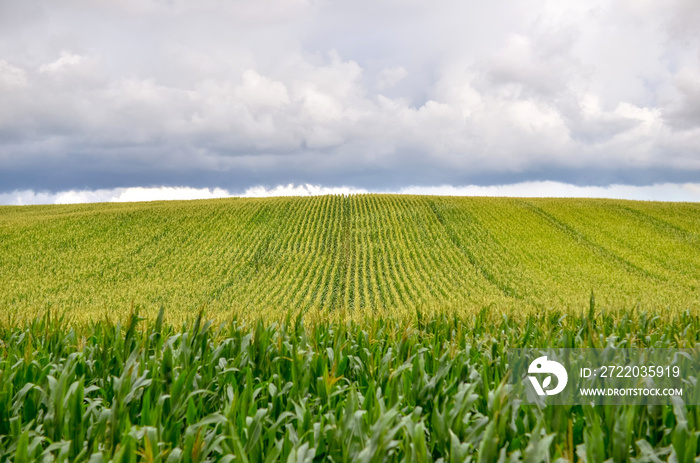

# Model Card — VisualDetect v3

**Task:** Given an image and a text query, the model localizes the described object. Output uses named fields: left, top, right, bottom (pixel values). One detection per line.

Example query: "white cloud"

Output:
left=234, top=70, right=290, bottom=109
left=376, top=66, right=408, bottom=90
left=2, top=182, right=700, bottom=206
left=0, top=187, right=231, bottom=206
left=0, top=59, right=27, bottom=88
left=39, top=51, right=86, bottom=74
left=242, top=183, right=368, bottom=197
left=112, top=187, right=231, bottom=202
left=398, top=182, right=700, bottom=202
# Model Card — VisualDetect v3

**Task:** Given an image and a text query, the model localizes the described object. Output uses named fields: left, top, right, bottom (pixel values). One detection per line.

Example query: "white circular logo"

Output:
left=527, top=356, right=568, bottom=396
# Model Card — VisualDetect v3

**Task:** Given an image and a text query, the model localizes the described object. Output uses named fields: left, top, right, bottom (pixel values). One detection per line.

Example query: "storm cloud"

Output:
left=1, top=0, right=699, bottom=198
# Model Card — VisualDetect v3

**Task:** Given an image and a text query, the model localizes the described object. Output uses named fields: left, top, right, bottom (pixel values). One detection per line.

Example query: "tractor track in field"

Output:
left=517, top=200, right=664, bottom=282
left=426, top=198, right=523, bottom=300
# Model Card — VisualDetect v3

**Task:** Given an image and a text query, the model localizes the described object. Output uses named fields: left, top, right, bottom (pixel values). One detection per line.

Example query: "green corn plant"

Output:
left=0, top=306, right=698, bottom=461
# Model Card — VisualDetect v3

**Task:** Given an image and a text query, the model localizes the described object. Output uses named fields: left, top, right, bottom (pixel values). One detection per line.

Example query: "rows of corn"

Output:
left=0, top=307, right=698, bottom=462
left=1, top=196, right=699, bottom=324
left=1, top=195, right=699, bottom=460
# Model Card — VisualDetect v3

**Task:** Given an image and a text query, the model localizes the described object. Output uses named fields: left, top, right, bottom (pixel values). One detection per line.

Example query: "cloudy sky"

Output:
left=1, top=0, right=699, bottom=204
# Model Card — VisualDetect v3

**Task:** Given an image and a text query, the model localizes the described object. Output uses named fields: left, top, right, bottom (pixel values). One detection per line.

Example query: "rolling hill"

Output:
left=1, top=195, right=698, bottom=322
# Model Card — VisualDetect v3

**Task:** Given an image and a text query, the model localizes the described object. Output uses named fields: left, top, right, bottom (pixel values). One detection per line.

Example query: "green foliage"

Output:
left=1, top=195, right=699, bottom=460
left=0, top=309, right=699, bottom=461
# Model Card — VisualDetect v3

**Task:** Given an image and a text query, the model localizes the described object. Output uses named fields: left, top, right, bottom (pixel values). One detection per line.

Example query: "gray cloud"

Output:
left=0, top=0, right=699, bottom=194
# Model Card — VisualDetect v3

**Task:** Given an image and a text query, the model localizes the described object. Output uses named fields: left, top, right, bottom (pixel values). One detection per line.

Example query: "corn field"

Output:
left=1, top=195, right=699, bottom=323
left=1, top=307, right=699, bottom=462
left=1, top=195, right=699, bottom=461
